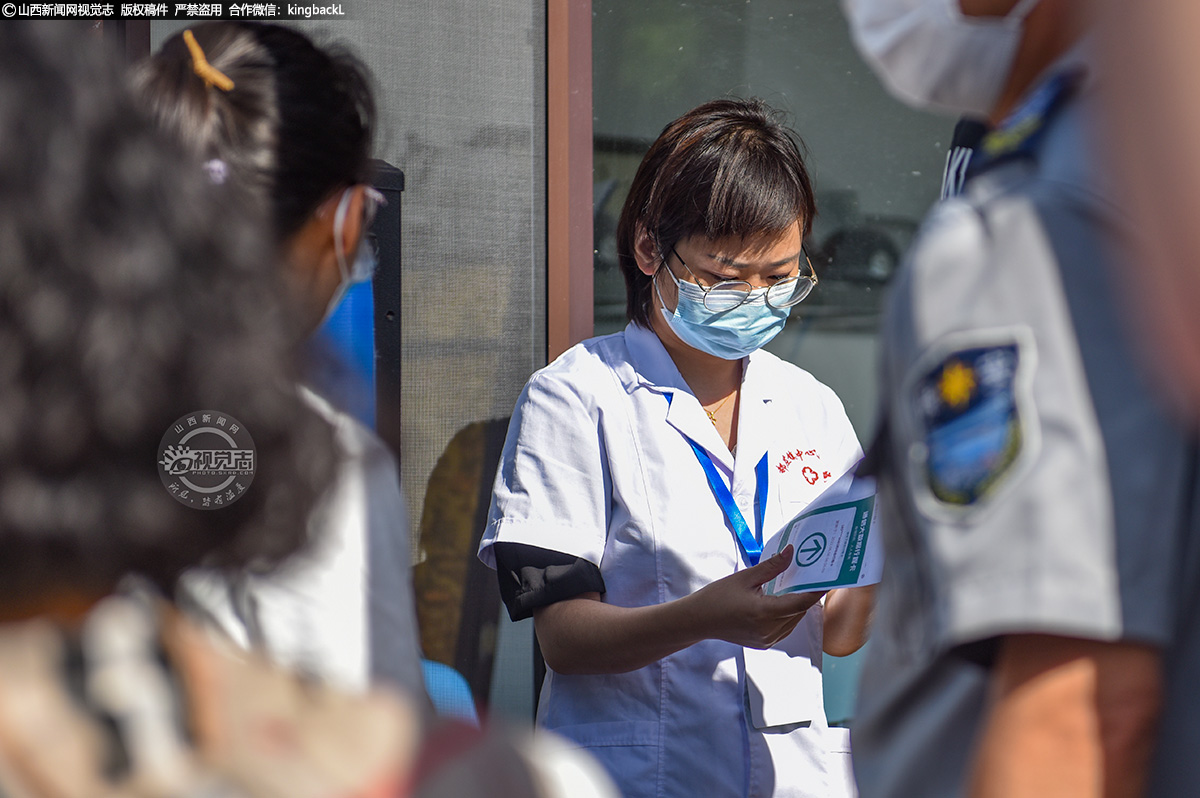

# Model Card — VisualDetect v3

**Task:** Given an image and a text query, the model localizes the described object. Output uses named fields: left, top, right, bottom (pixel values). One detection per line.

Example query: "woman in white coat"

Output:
left=479, top=99, right=875, bottom=797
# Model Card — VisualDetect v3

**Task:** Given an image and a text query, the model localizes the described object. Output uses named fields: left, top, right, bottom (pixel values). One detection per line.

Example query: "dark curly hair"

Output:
left=616, top=98, right=818, bottom=328
left=130, top=21, right=376, bottom=242
left=0, top=23, right=335, bottom=605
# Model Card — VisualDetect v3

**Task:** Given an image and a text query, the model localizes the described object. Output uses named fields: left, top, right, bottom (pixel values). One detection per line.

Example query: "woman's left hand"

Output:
left=822, top=584, right=876, bottom=657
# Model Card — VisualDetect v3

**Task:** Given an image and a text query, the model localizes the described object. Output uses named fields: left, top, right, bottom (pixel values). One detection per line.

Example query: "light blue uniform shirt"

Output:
left=852, top=51, right=1200, bottom=797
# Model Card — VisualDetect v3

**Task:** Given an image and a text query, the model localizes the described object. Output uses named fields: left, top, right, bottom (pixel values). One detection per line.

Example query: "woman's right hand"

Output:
left=534, top=544, right=825, bottom=674
left=688, top=545, right=825, bottom=650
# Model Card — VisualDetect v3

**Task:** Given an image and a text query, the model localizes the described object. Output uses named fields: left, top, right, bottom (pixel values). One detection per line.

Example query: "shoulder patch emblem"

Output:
left=914, top=343, right=1025, bottom=507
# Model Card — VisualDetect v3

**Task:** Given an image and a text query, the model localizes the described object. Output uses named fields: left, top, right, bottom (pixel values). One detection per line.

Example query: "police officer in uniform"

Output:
left=838, top=0, right=1200, bottom=794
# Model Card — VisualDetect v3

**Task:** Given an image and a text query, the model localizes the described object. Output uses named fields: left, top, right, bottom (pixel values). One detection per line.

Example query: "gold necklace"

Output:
left=704, top=391, right=735, bottom=427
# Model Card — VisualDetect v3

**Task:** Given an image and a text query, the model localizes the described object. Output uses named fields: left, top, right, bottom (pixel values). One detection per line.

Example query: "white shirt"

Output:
left=480, top=323, right=862, bottom=798
left=179, top=388, right=425, bottom=698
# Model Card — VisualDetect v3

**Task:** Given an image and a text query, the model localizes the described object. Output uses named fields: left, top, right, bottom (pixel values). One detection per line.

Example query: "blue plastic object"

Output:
left=311, top=281, right=376, bottom=428
left=421, top=659, right=480, bottom=727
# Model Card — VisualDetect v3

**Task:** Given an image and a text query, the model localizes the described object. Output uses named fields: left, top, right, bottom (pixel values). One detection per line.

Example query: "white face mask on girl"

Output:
left=841, top=0, right=1042, bottom=117
left=322, top=185, right=383, bottom=324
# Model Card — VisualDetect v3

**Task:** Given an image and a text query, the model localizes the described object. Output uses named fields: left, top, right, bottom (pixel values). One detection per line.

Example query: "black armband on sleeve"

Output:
left=493, top=542, right=606, bottom=622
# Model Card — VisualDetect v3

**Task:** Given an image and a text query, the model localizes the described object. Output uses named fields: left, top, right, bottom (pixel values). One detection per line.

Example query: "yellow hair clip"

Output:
left=183, top=30, right=234, bottom=92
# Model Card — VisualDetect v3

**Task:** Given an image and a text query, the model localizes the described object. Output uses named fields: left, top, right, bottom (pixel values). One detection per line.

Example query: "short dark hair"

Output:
left=0, top=23, right=335, bottom=604
left=616, top=98, right=817, bottom=328
left=131, top=22, right=376, bottom=241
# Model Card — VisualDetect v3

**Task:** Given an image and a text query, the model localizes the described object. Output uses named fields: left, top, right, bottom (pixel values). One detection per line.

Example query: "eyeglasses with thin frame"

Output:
left=354, top=187, right=385, bottom=280
left=333, top=185, right=386, bottom=281
left=664, top=245, right=818, bottom=311
left=361, top=186, right=385, bottom=229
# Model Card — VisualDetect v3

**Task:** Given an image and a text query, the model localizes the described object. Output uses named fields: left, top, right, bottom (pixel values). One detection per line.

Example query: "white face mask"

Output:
left=841, top=0, right=1042, bottom=117
left=322, top=186, right=382, bottom=324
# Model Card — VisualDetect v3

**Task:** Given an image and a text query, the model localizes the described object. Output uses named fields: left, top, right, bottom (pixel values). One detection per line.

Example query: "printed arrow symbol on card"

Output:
left=796, top=533, right=826, bottom=567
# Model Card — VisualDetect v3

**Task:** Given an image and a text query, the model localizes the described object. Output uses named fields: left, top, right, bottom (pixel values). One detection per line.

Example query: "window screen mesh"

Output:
left=151, top=8, right=548, bottom=553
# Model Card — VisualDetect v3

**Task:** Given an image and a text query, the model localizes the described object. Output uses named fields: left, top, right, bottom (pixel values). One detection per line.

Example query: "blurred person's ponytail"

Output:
left=131, top=22, right=376, bottom=242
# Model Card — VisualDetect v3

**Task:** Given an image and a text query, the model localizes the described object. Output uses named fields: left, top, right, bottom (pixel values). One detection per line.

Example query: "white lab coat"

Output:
left=480, top=323, right=861, bottom=798
left=179, top=388, right=426, bottom=698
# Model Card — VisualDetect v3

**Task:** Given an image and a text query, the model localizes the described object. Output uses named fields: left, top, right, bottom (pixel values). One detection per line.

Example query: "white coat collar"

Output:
left=620, top=322, right=779, bottom=484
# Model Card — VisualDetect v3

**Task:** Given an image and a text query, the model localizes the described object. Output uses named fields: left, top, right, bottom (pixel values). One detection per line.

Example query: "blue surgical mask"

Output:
left=654, top=267, right=790, bottom=360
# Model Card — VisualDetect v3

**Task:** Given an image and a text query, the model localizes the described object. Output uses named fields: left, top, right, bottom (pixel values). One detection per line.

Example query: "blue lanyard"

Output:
left=667, top=391, right=769, bottom=566
left=687, top=441, right=769, bottom=567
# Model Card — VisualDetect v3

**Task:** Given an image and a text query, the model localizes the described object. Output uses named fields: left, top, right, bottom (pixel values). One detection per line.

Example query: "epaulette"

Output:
left=941, top=117, right=989, bottom=199
left=965, top=67, right=1084, bottom=180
